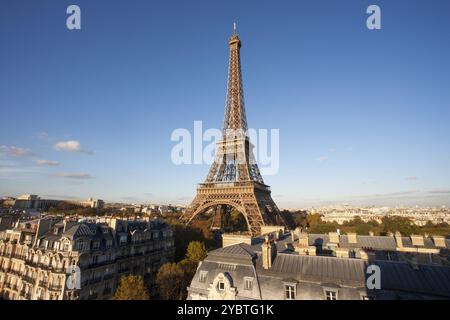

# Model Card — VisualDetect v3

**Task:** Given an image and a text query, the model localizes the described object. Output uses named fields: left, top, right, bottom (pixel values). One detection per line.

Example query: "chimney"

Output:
left=432, top=235, right=446, bottom=248
left=298, top=231, right=309, bottom=248
left=262, top=235, right=276, bottom=270
left=329, top=232, right=340, bottom=244
left=347, top=233, right=357, bottom=244
left=395, top=231, right=403, bottom=248
left=410, top=234, right=424, bottom=247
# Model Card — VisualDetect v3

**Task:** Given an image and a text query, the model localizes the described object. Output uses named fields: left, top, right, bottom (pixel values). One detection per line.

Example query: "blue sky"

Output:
left=1, top=0, right=450, bottom=208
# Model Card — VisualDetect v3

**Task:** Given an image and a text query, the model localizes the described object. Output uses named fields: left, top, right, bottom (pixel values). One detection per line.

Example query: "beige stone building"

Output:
left=0, top=216, right=174, bottom=300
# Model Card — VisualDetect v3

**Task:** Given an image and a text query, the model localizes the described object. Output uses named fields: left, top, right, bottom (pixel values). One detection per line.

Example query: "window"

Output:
left=199, top=271, right=208, bottom=283
left=325, top=290, right=338, bottom=300
left=63, top=243, right=70, bottom=252
left=218, top=281, right=225, bottom=291
left=284, top=284, right=296, bottom=300
left=244, top=277, right=253, bottom=290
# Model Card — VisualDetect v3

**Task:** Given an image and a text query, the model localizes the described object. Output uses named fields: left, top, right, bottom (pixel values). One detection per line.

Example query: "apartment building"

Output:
left=0, top=216, right=174, bottom=300
left=187, top=229, right=450, bottom=300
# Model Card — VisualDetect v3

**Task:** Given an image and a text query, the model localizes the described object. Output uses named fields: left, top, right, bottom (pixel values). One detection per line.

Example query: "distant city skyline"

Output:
left=1, top=0, right=450, bottom=207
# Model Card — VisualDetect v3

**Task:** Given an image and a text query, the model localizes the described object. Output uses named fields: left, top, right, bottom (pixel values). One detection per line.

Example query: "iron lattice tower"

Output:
left=180, top=26, right=286, bottom=236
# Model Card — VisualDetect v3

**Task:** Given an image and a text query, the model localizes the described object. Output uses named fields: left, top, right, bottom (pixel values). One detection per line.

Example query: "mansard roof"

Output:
left=63, top=223, right=98, bottom=240
left=206, top=243, right=256, bottom=265
left=196, top=243, right=450, bottom=298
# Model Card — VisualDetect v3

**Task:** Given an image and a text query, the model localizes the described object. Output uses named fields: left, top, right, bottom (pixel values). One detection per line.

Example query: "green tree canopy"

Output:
left=156, top=262, right=187, bottom=300
left=113, top=275, right=150, bottom=300
left=185, top=241, right=208, bottom=264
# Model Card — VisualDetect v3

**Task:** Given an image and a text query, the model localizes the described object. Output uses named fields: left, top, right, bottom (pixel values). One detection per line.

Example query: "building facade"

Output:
left=0, top=216, right=174, bottom=300
left=187, top=230, right=450, bottom=300
left=12, top=194, right=104, bottom=211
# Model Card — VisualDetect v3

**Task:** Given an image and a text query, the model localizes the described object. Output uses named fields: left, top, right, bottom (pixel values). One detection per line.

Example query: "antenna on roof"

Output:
left=233, top=22, right=237, bottom=34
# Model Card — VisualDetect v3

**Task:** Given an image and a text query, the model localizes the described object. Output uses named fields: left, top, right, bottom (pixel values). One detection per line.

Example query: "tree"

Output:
left=156, top=263, right=186, bottom=300
left=185, top=241, right=207, bottom=264
left=113, top=275, right=150, bottom=300
left=227, top=209, right=248, bottom=231
left=306, top=213, right=323, bottom=227
left=170, top=224, right=205, bottom=262
left=380, top=216, right=418, bottom=236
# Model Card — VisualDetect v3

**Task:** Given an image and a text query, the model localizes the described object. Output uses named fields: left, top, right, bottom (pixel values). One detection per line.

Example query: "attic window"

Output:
left=218, top=281, right=225, bottom=291
left=199, top=271, right=208, bottom=283
left=244, top=277, right=253, bottom=290
left=284, top=284, right=296, bottom=300
left=325, top=290, right=338, bottom=300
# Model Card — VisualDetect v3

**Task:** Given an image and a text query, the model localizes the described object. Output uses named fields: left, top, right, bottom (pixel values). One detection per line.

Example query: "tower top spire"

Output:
left=229, top=22, right=241, bottom=47
left=224, top=25, right=246, bottom=133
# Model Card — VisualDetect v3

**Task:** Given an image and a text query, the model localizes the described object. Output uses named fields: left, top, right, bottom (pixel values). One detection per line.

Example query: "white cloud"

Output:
left=317, top=156, right=329, bottom=162
left=36, top=159, right=59, bottom=167
left=0, top=145, right=33, bottom=157
left=53, top=140, right=92, bottom=154
left=53, top=140, right=82, bottom=152
left=51, top=172, right=92, bottom=179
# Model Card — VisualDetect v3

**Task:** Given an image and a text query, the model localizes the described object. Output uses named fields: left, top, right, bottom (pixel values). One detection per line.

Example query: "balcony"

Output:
left=9, top=269, right=23, bottom=276
left=49, top=266, right=66, bottom=273
left=11, top=284, right=20, bottom=291
left=49, top=284, right=63, bottom=291
left=22, top=275, right=35, bottom=283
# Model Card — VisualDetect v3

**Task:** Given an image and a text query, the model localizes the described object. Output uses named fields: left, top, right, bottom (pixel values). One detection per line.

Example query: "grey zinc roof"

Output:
left=63, top=223, right=97, bottom=239
left=200, top=243, right=450, bottom=298
left=256, top=253, right=367, bottom=285
left=209, top=243, right=256, bottom=258
left=341, top=235, right=398, bottom=250
left=375, top=260, right=450, bottom=297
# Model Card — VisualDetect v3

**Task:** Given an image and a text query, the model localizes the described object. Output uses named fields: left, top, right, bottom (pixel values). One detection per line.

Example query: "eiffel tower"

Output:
left=180, top=25, right=287, bottom=236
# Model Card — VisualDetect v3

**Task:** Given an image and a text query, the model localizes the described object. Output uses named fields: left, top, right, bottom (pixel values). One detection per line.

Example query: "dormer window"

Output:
left=325, top=290, right=338, bottom=300
left=218, top=281, right=225, bottom=291
left=199, top=271, right=208, bottom=283
left=244, top=277, right=254, bottom=290
left=284, top=284, right=296, bottom=300
left=63, top=243, right=70, bottom=252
